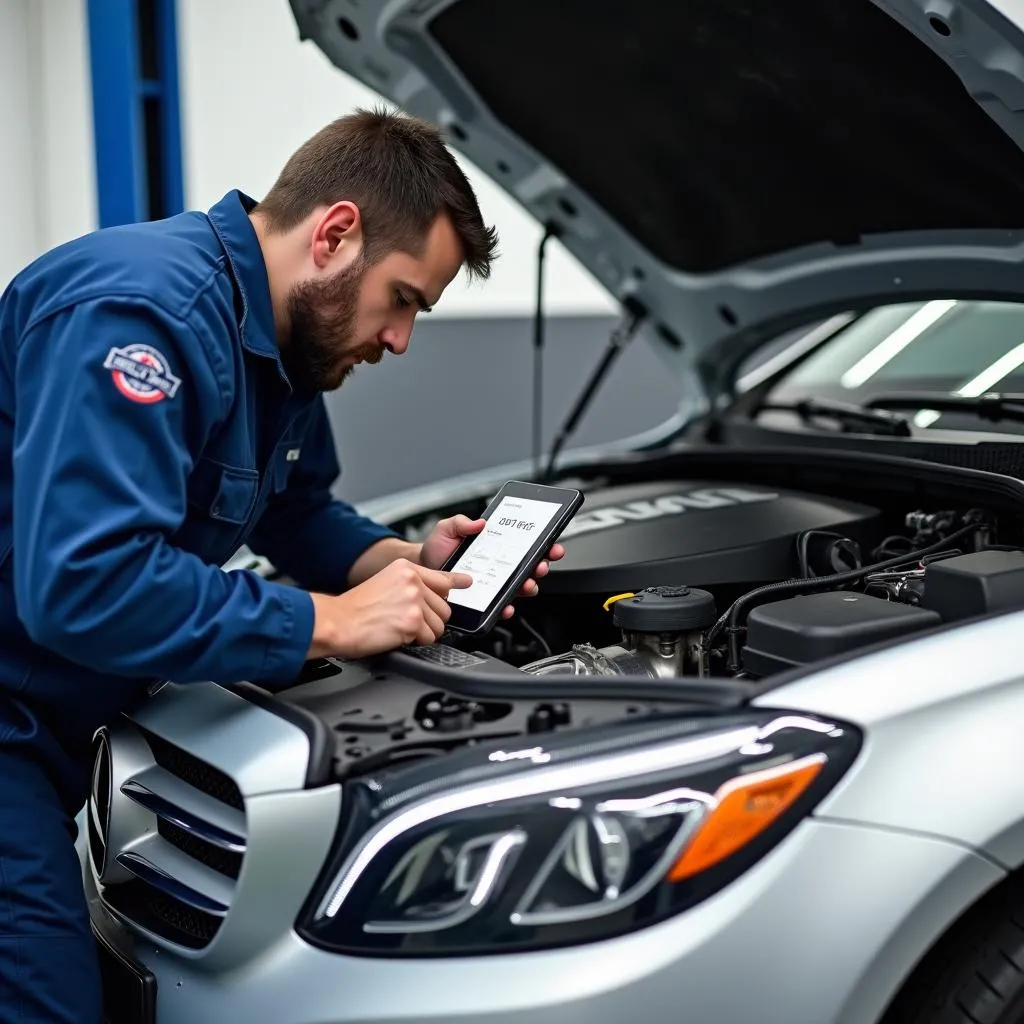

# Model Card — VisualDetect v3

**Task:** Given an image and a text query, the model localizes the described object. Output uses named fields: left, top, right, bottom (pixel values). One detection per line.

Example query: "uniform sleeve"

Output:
left=12, top=295, right=314, bottom=685
left=245, top=398, right=400, bottom=594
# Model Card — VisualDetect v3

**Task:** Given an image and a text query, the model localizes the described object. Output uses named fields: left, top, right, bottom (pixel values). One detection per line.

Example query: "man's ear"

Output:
left=311, top=201, right=363, bottom=269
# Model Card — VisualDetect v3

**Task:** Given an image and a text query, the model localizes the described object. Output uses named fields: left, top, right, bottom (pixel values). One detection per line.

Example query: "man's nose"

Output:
left=379, top=326, right=410, bottom=355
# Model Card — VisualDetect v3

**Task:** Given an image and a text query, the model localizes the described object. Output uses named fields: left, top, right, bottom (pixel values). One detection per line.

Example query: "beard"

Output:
left=282, top=257, right=384, bottom=394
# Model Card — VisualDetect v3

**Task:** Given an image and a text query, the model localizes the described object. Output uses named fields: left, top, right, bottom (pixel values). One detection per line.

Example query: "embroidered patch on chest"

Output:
left=104, top=344, right=182, bottom=404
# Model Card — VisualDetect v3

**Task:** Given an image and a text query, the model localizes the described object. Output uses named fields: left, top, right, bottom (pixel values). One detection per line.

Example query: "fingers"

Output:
left=416, top=619, right=439, bottom=645
left=502, top=605, right=515, bottom=619
left=442, top=514, right=486, bottom=538
left=422, top=586, right=451, bottom=624
left=404, top=590, right=447, bottom=645
left=513, top=544, right=564, bottom=596
left=417, top=565, right=473, bottom=595
left=419, top=570, right=456, bottom=642
left=422, top=604, right=446, bottom=641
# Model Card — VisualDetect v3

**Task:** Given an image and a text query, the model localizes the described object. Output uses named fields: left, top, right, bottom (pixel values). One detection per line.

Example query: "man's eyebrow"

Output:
left=402, top=284, right=433, bottom=313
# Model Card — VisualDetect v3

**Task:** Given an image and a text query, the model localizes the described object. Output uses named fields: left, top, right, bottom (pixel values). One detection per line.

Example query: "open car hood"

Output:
left=289, top=0, right=1024, bottom=408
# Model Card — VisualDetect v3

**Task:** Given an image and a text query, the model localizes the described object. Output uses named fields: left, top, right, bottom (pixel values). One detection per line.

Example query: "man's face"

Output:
left=283, top=212, right=464, bottom=393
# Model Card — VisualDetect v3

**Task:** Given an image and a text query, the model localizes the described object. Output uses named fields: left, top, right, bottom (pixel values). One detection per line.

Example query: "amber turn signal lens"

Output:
left=667, top=754, right=826, bottom=883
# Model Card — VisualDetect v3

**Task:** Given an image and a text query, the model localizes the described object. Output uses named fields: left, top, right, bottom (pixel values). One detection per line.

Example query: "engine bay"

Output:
left=275, top=458, right=1024, bottom=783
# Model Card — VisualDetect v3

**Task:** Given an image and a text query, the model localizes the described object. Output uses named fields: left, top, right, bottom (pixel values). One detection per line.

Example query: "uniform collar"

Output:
left=207, top=190, right=281, bottom=363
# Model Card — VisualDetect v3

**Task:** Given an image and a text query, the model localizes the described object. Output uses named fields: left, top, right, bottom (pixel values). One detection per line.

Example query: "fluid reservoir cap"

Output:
left=612, top=586, right=717, bottom=633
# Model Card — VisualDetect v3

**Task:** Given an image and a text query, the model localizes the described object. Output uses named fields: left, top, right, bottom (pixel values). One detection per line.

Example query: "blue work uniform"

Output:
left=0, top=190, right=398, bottom=1023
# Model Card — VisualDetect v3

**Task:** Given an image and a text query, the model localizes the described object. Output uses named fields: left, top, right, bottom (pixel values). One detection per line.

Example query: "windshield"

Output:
left=762, top=300, right=1024, bottom=432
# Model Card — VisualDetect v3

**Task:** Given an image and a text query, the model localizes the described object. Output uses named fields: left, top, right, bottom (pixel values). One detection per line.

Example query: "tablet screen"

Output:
left=447, top=495, right=564, bottom=612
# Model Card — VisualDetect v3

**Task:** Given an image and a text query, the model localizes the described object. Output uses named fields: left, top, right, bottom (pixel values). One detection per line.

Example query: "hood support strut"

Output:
left=532, top=222, right=560, bottom=480
left=541, top=296, right=647, bottom=482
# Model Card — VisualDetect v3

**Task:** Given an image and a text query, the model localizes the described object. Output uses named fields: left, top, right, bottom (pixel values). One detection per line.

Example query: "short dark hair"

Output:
left=256, top=106, right=498, bottom=280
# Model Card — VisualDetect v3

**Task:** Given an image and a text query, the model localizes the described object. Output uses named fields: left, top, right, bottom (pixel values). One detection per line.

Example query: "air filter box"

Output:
left=921, top=550, right=1024, bottom=622
left=742, top=591, right=941, bottom=676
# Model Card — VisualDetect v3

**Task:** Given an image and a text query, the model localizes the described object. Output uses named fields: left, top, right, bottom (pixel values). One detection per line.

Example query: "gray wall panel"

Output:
left=323, top=315, right=683, bottom=502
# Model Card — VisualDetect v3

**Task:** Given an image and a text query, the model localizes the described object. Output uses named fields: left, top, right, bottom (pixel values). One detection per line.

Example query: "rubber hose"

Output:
left=706, top=521, right=983, bottom=672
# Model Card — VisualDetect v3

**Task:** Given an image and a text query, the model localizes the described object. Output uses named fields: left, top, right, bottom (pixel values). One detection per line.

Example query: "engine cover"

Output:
left=545, top=480, right=880, bottom=594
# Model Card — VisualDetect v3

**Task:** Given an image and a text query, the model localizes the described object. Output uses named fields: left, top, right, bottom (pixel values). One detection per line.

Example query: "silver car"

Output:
left=86, top=2, right=1024, bottom=1022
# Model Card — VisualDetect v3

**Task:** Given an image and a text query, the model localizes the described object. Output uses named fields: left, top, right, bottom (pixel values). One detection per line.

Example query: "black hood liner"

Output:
left=429, top=0, right=1024, bottom=273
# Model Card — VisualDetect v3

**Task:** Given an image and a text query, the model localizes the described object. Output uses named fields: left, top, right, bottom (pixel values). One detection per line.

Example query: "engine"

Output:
left=523, top=584, right=717, bottom=679
left=269, top=477, right=1024, bottom=782
left=538, top=480, right=880, bottom=594
left=519, top=542, right=1024, bottom=682
left=445, top=480, right=1024, bottom=683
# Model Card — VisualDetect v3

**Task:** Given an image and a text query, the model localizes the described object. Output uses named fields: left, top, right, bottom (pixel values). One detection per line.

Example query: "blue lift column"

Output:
left=86, top=0, right=185, bottom=228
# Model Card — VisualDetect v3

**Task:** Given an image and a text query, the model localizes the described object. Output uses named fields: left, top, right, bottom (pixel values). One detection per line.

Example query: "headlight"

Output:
left=299, top=710, right=859, bottom=956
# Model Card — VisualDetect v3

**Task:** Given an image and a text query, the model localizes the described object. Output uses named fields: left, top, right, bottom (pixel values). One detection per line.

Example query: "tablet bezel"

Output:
left=441, top=480, right=584, bottom=636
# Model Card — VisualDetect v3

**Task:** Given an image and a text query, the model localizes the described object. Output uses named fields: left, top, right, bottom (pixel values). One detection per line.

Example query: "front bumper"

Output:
left=87, top=816, right=1002, bottom=1024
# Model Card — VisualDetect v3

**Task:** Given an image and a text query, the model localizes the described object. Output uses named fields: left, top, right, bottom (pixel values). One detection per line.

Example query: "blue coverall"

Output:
left=0, top=190, right=398, bottom=1022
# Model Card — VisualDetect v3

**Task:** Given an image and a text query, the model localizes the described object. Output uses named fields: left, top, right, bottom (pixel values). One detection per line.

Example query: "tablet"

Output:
left=441, top=480, right=584, bottom=636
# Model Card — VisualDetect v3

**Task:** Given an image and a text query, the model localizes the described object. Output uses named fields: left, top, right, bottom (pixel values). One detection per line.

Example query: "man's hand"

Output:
left=346, top=536, right=422, bottom=588
left=308, top=558, right=472, bottom=659
left=419, top=514, right=566, bottom=620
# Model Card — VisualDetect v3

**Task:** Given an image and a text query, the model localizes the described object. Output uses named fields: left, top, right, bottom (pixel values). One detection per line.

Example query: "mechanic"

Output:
left=0, top=107, right=563, bottom=1024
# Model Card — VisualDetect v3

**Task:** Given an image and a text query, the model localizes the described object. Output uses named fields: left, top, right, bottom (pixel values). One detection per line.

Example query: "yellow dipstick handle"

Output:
left=602, top=592, right=635, bottom=612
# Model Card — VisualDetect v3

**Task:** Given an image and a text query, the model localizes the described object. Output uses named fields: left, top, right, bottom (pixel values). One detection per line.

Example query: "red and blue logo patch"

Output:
left=103, top=344, right=181, bottom=404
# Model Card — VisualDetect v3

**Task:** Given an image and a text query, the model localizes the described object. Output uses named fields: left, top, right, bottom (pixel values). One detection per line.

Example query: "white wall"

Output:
left=0, top=0, right=96, bottom=291
left=0, top=0, right=612, bottom=317
left=33, top=0, right=98, bottom=255
left=0, top=0, right=42, bottom=289
left=176, top=0, right=615, bottom=319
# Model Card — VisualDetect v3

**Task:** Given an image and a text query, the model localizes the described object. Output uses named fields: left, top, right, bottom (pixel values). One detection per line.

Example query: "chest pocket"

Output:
left=272, top=436, right=303, bottom=494
left=188, top=457, right=259, bottom=522
left=180, top=456, right=260, bottom=565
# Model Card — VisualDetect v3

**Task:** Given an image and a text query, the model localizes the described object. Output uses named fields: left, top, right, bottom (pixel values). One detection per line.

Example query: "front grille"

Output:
left=105, top=880, right=221, bottom=950
left=141, top=730, right=244, bottom=810
left=95, top=727, right=248, bottom=949
left=157, top=818, right=243, bottom=879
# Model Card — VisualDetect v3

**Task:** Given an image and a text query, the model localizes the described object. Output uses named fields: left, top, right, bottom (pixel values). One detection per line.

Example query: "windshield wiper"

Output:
left=864, top=391, right=1024, bottom=425
left=757, top=397, right=912, bottom=436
